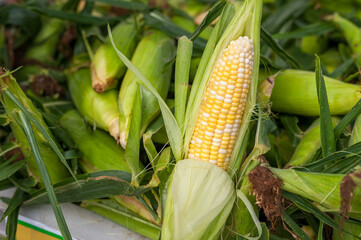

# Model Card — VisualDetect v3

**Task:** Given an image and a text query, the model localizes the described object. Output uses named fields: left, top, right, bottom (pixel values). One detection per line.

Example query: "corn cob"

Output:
left=0, top=70, right=69, bottom=185
left=269, top=69, right=361, bottom=116
left=67, top=57, right=120, bottom=141
left=91, top=18, right=140, bottom=93
left=188, top=36, right=254, bottom=169
left=118, top=30, right=175, bottom=148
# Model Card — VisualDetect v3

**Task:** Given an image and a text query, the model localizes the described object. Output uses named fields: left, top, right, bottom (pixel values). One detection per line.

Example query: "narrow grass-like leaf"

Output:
left=125, top=87, right=141, bottom=181
left=4, top=90, right=77, bottom=182
left=261, top=27, right=300, bottom=69
left=6, top=191, right=22, bottom=240
left=175, top=36, right=192, bottom=131
left=317, top=222, right=324, bottom=240
left=283, top=210, right=311, bottom=240
left=190, top=0, right=227, bottom=41
left=0, top=113, right=10, bottom=125
left=144, top=11, right=207, bottom=51
left=330, top=58, right=354, bottom=78
left=25, top=171, right=148, bottom=205
left=282, top=191, right=361, bottom=238
left=1, top=188, right=25, bottom=222
left=0, top=159, right=25, bottom=182
left=273, top=22, right=334, bottom=40
left=334, top=99, right=361, bottom=139
left=315, top=55, right=336, bottom=157
left=279, top=115, right=302, bottom=146
left=31, top=7, right=118, bottom=25
left=18, top=112, right=72, bottom=240
left=344, top=71, right=360, bottom=82
left=302, top=141, right=361, bottom=171
left=0, top=142, right=19, bottom=157
left=108, top=25, right=183, bottom=161
left=86, top=0, right=148, bottom=10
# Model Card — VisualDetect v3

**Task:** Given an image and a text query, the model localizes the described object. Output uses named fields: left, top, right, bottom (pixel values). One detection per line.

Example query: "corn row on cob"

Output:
left=188, top=36, right=254, bottom=169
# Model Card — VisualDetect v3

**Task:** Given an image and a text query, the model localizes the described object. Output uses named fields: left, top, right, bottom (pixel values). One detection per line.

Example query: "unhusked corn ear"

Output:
left=188, top=36, right=254, bottom=169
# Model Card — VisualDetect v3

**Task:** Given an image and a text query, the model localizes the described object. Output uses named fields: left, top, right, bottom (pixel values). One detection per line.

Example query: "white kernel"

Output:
left=242, top=83, right=248, bottom=88
left=205, top=131, right=214, bottom=137
left=227, top=85, right=235, bottom=89
left=215, top=129, right=223, bottom=134
left=221, top=61, right=226, bottom=66
left=220, top=81, right=227, bottom=86
left=224, top=98, right=232, bottom=103
left=239, top=58, right=244, bottom=63
left=213, top=138, right=222, bottom=143
left=210, top=90, right=217, bottom=95
left=225, top=94, right=233, bottom=98
left=201, top=121, right=208, bottom=126
left=228, top=55, right=234, bottom=60
left=219, top=149, right=228, bottom=154
left=214, top=81, right=219, bottom=85
left=237, top=73, right=245, bottom=78
left=235, top=119, right=240, bottom=123
left=226, top=124, right=233, bottom=128
left=240, top=53, right=245, bottom=57
left=191, top=140, right=195, bottom=144
left=212, top=142, right=220, bottom=147
left=245, top=58, right=249, bottom=64
left=243, top=98, right=247, bottom=102
left=238, top=68, right=245, bottom=73
left=215, top=95, right=225, bottom=101
left=209, top=160, right=217, bottom=164
left=196, top=138, right=203, bottom=144
left=224, top=128, right=232, bottom=133
left=233, top=123, right=240, bottom=128
left=188, top=154, right=195, bottom=158
left=203, top=112, right=210, bottom=118
left=225, top=157, right=230, bottom=162
left=231, top=132, right=237, bottom=136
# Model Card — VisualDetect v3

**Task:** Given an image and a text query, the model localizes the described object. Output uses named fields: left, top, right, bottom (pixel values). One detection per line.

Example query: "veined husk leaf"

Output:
left=270, top=168, right=361, bottom=216
left=118, top=30, right=175, bottom=148
left=161, top=159, right=235, bottom=240
left=270, top=69, right=361, bottom=116
left=67, top=62, right=120, bottom=141
left=183, top=0, right=263, bottom=175
left=349, top=114, right=361, bottom=146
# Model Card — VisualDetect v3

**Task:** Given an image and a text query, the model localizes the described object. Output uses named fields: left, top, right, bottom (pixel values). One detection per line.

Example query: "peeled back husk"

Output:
left=269, top=69, right=361, bottom=116
left=118, top=30, right=175, bottom=148
left=161, top=159, right=235, bottom=240
left=91, top=18, right=140, bottom=93
left=67, top=64, right=120, bottom=141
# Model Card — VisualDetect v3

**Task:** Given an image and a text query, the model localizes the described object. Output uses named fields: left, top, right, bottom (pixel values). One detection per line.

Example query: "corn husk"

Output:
left=333, top=215, right=361, bottom=240
left=67, top=63, right=120, bottom=141
left=91, top=18, right=140, bottom=93
left=118, top=30, right=175, bottom=148
left=288, top=117, right=339, bottom=167
left=349, top=114, right=361, bottom=146
left=0, top=70, right=69, bottom=185
left=161, top=159, right=235, bottom=240
left=269, top=69, right=361, bottom=116
left=59, top=109, right=130, bottom=173
left=270, top=167, right=361, bottom=216
left=327, top=13, right=361, bottom=67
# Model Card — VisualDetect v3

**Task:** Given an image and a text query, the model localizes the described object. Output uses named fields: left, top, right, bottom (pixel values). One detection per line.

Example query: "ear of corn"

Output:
left=288, top=117, right=339, bottom=167
left=327, top=13, right=361, bottom=68
left=67, top=58, right=120, bottom=141
left=59, top=109, right=131, bottom=173
left=91, top=18, right=140, bottom=93
left=270, top=167, right=361, bottom=216
left=118, top=30, right=175, bottom=148
left=162, top=0, right=262, bottom=239
left=0, top=71, right=69, bottom=185
left=269, top=69, right=361, bottom=116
